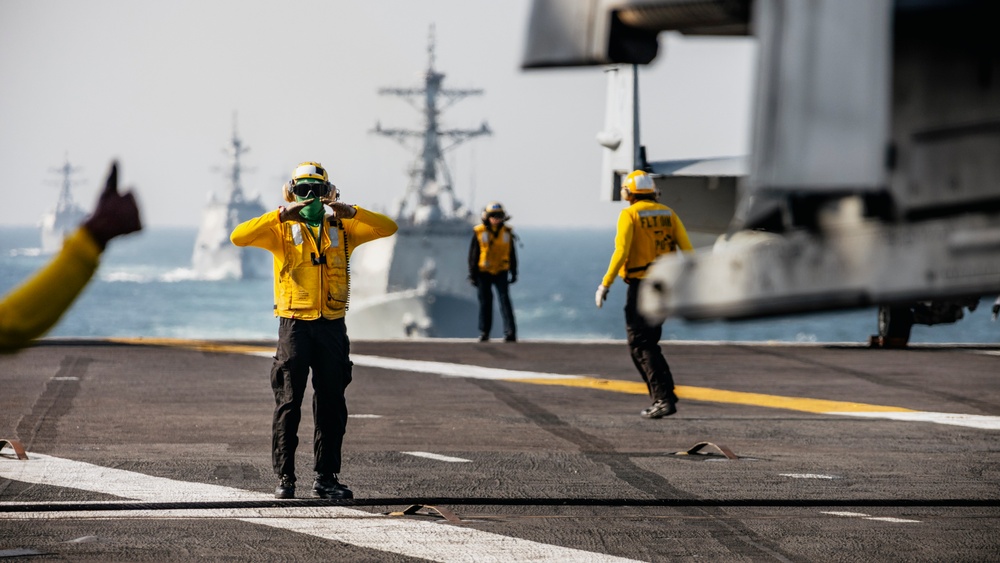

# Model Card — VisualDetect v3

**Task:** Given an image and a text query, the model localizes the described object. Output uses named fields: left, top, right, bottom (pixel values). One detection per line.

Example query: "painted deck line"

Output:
left=514, top=377, right=915, bottom=414
left=0, top=453, right=640, bottom=563
left=401, top=452, right=472, bottom=463
left=825, top=411, right=1000, bottom=430
left=107, top=339, right=1000, bottom=430
left=821, top=511, right=921, bottom=524
left=353, top=357, right=1000, bottom=430
left=352, top=354, right=584, bottom=381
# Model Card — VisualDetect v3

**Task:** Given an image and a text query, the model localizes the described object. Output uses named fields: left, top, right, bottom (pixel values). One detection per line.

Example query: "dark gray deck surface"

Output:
left=1, top=338, right=998, bottom=562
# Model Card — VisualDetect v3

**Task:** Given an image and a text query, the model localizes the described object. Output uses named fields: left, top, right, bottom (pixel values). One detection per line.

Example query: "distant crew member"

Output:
left=468, top=201, right=518, bottom=342
left=595, top=170, right=692, bottom=419
left=231, top=161, right=398, bottom=499
left=0, top=161, right=142, bottom=353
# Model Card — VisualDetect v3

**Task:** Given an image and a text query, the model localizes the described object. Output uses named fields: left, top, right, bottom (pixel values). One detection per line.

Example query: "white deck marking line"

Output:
left=402, top=452, right=472, bottom=463
left=348, top=414, right=382, bottom=419
left=0, top=453, right=641, bottom=563
left=250, top=348, right=1000, bottom=430
left=779, top=474, right=838, bottom=480
left=821, top=511, right=921, bottom=523
left=826, top=411, right=1000, bottom=430
left=246, top=351, right=586, bottom=381
left=334, top=354, right=1000, bottom=431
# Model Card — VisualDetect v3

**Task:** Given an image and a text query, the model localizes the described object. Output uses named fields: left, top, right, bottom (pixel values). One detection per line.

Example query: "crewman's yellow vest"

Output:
left=474, top=223, right=513, bottom=275
left=272, top=218, right=351, bottom=320
left=232, top=207, right=398, bottom=320
left=620, top=202, right=680, bottom=280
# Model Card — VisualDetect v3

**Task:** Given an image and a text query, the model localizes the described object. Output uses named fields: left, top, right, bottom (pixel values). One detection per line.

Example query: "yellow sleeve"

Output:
left=344, top=207, right=399, bottom=249
left=0, top=227, right=101, bottom=352
left=601, top=210, right=633, bottom=287
left=672, top=212, right=694, bottom=252
left=230, top=209, right=284, bottom=253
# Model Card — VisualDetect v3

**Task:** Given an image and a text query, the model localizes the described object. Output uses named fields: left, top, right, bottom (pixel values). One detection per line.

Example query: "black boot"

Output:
left=313, top=473, right=353, bottom=499
left=275, top=474, right=296, bottom=499
left=640, top=399, right=677, bottom=419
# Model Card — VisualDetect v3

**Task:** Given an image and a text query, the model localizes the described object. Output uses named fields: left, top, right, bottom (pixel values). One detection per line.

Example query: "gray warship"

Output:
left=39, top=156, right=87, bottom=254
left=347, top=29, right=491, bottom=338
left=192, top=121, right=269, bottom=280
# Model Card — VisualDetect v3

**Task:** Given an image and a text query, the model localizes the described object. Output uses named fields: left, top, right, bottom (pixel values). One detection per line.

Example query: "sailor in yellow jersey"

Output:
left=596, top=170, right=693, bottom=419
left=468, top=201, right=518, bottom=342
left=231, top=161, right=397, bottom=500
left=0, top=161, right=142, bottom=353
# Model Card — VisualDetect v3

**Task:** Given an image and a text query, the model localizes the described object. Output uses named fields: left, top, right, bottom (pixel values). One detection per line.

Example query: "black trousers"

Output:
left=624, top=280, right=677, bottom=403
left=270, top=316, right=352, bottom=478
left=476, top=271, right=516, bottom=338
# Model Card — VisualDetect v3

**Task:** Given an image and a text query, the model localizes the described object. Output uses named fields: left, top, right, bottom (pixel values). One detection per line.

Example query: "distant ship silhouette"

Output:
left=192, top=119, right=269, bottom=280
left=40, top=156, right=87, bottom=255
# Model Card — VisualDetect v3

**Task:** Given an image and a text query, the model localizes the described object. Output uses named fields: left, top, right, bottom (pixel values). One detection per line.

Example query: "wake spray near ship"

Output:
left=347, top=27, right=491, bottom=338
left=192, top=118, right=269, bottom=280
left=39, top=156, right=87, bottom=255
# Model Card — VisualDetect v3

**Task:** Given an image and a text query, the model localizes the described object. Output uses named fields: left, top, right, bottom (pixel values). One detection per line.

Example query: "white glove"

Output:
left=595, top=284, right=609, bottom=308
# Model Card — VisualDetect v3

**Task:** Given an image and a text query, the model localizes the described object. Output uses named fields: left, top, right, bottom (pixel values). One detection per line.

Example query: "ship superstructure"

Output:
left=192, top=119, right=269, bottom=279
left=39, top=156, right=88, bottom=254
left=347, top=27, right=492, bottom=338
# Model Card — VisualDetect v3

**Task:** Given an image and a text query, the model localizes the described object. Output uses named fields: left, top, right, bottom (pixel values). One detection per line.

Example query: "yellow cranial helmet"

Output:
left=621, top=170, right=656, bottom=195
left=292, top=161, right=328, bottom=183
left=283, top=161, right=334, bottom=202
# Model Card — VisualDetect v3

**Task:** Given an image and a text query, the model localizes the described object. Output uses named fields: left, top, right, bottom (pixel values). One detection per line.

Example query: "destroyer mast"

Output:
left=346, top=26, right=493, bottom=338
left=40, top=155, right=87, bottom=254
left=372, top=25, right=491, bottom=225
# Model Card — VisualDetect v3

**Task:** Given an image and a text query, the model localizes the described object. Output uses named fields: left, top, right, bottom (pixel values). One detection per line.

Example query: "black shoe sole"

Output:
left=641, top=404, right=677, bottom=419
left=274, top=488, right=295, bottom=499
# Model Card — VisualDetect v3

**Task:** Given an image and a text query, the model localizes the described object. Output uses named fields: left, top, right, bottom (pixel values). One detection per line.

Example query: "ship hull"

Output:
left=39, top=207, right=86, bottom=254
left=192, top=199, right=269, bottom=280
left=349, top=219, right=482, bottom=338
left=346, top=288, right=478, bottom=338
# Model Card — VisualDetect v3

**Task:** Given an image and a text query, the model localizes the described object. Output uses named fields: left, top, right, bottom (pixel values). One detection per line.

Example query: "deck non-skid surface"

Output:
left=1, top=339, right=998, bottom=562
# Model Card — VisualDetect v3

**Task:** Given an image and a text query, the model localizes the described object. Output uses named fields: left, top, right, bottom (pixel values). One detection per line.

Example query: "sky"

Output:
left=0, top=0, right=756, bottom=229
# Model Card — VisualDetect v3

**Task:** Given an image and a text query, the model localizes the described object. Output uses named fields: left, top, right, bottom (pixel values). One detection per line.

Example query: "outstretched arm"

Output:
left=0, top=161, right=142, bottom=352
left=343, top=206, right=398, bottom=247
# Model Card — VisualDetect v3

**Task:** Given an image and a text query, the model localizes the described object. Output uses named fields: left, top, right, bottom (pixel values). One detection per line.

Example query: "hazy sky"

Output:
left=0, top=0, right=756, bottom=228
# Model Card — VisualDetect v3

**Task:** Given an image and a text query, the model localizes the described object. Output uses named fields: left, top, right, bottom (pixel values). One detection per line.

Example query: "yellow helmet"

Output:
left=621, top=170, right=656, bottom=195
left=283, top=161, right=334, bottom=202
left=481, top=201, right=509, bottom=222
left=292, top=161, right=328, bottom=183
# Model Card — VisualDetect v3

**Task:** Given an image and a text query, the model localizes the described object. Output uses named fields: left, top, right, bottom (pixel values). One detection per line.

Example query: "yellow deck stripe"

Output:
left=106, top=337, right=273, bottom=356
left=107, top=338, right=915, bottom=415
left=514, top=378, right=914, bottom=414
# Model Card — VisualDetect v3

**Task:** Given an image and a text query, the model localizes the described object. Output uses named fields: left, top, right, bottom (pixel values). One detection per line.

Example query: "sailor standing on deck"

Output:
left=468, top=201, right=518, bottom=342
left=231, top=161, right=397, bottom=499
left=596, top=170, right=693, bottom=419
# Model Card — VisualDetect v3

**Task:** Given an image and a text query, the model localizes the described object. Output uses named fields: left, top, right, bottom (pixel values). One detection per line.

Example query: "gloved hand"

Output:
left=595, top=284, right=609, bottom=308
left=468, top=275, right=479, bottom=287
left=509, top=273, right=517, bottom=284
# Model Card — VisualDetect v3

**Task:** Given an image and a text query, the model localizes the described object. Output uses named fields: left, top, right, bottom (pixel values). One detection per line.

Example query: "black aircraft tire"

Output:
left=878, top=305, right=913, bottom=345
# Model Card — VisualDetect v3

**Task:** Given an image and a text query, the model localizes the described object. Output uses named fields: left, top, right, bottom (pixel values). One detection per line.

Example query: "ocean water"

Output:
left=2, top=225, right=998, bottom=344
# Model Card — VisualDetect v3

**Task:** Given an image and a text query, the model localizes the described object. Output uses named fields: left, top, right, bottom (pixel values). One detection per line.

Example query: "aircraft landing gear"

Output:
left=871, top=305, right=913, bottom=349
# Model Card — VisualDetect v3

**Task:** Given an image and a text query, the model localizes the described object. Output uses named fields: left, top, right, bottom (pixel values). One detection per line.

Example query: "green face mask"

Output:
left=296, top=195, right=325, bottom=225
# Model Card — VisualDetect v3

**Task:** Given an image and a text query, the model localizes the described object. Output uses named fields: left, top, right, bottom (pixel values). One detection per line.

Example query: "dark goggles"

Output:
left=290, top=181, right=334, bottom=199
left=487, top=211, right=505, bottom=219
